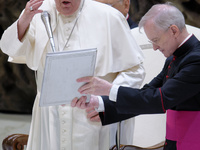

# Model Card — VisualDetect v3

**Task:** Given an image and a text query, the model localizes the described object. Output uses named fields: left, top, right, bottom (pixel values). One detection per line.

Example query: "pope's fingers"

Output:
left=90, top=114, right=101, bottom=122
left=80, top=103, right=87, bottom=109
left=32, top=0, right=44, bottom=9
left=27, top=0, right=44, bottom=12
left=79, top=96, right=88, bottom=109
left=75, top=97, right=87, bottom=109
left=71, top=97, right=79, bottom=107
left=86, top=106, right=95, bottom=113
left=87, top=108, right=98, bottom=118
left=29, top=0, right=42, bottom=2
left=29, top=0, right=44, bottom=6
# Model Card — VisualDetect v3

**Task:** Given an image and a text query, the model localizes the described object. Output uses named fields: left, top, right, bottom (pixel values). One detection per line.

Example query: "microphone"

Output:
left=41, top=11, right=56, bottom=52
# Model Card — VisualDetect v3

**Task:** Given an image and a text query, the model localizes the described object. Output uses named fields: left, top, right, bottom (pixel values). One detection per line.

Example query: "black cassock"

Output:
left=99, top=35, right=200, bottom=150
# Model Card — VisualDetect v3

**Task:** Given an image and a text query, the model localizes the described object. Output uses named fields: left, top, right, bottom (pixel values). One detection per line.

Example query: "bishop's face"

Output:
left=144, top=20, right=178, bottom=58
left=55, top=0, right=81, bottom=16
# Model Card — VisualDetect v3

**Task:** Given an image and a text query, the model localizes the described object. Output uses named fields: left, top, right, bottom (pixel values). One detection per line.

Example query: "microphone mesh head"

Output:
left=41, top=11, right=50, bottom=22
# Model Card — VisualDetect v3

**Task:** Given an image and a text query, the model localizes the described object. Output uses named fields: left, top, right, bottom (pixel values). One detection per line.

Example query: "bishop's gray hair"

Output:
left=139, top=2, right=185, bottom=31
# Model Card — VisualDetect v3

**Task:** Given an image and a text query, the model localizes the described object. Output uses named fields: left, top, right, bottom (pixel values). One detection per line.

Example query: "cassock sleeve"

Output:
left=99, top=96, right=137, bottom=126
left=115, top=54, right=200, bottom=114
left=100, top=53, right=200, bottom=125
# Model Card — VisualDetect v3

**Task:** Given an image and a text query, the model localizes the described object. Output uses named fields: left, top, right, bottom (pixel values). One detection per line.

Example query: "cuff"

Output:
left=95, top=96, right=105, bottom=112
left=109, top=84, right=120, bottom=102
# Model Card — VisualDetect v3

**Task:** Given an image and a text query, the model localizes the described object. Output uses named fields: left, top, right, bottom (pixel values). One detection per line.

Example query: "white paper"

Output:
left=39, top=48, right=97, bottom=107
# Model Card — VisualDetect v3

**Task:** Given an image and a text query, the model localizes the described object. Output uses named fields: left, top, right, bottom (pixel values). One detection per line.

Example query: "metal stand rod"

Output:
left=116, top=122, right=121, bottom=150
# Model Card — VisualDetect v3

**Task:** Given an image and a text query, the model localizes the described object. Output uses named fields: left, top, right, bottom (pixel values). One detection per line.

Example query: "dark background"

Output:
left=0, top=0, right=199, bottom=114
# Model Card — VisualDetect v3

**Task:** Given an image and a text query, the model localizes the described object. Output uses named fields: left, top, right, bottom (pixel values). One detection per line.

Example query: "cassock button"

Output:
left=62, top=138, right=66, bottom=142
left=62, top=129, right=66, bottom=133
left=62, top=111, right=66, bottom=115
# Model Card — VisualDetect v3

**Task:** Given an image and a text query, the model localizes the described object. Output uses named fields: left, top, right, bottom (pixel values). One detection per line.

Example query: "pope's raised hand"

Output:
left=18, top=0, right=44, bottom=40
left=24, top=0, right=44, bottom=20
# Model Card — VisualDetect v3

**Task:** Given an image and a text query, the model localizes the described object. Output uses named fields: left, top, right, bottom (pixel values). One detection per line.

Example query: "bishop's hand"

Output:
left=77, top=76, right=112, bottom=96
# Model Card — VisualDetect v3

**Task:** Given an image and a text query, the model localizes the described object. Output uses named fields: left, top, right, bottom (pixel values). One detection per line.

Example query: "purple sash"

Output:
left=166, top=110, right=200, bottom=150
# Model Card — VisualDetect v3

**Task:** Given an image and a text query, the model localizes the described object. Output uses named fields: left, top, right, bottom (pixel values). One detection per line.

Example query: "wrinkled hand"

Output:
left=18, top=0, right=44, bottom=40
left=77, top=77, right=112, bottom=96
left=23, top=0, right=44, bottom=21
left=86, top=107, right=101, bottom=122
left=71, top=95, right=101, bottom=122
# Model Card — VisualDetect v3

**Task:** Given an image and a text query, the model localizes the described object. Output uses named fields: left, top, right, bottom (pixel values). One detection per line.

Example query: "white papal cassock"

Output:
left=0, top=0, right=145, bottom=150
left=131, top=27, right=166, bottom=148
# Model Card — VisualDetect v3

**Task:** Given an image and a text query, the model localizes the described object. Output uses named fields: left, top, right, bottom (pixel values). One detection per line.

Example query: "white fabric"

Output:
left=108, top=57, right=145, bottom=145
left=96, top=96, right=104, bottom=112
left=0, top=0, right=145, bottom=150
left=186, top=24, right=200, bottom=40
left=98, top=27, right=166, bottom=147
left=119, top=27, right=167, bottom=148
left=97, top=64, right=145, bottom=145
left=109, top=85, right=120, bottom=102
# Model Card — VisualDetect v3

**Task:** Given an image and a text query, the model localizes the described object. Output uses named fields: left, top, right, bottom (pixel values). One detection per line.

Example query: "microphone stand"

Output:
left=116, top=122, right=121, bottom=150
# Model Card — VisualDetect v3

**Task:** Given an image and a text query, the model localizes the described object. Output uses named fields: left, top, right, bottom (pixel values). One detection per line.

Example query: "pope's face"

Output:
left=55, top=0, right=81, bottom=16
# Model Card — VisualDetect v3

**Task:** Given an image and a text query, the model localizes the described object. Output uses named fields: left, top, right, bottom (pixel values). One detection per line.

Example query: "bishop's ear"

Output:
left=169, top=25, right=180, bottom=37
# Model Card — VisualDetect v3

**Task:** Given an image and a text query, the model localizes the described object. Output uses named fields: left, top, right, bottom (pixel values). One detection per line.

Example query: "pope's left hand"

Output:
left=71, top=95, right=101, bottom=122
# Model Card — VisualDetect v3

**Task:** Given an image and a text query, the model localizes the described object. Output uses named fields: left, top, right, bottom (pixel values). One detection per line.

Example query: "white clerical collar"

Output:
left=126, top=13, right=129, bottom=20
left=178, top=33, right=193, bottom=48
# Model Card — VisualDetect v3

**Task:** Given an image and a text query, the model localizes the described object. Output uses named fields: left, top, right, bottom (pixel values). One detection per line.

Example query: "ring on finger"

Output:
left=29, top=6, right=33, bottom=11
